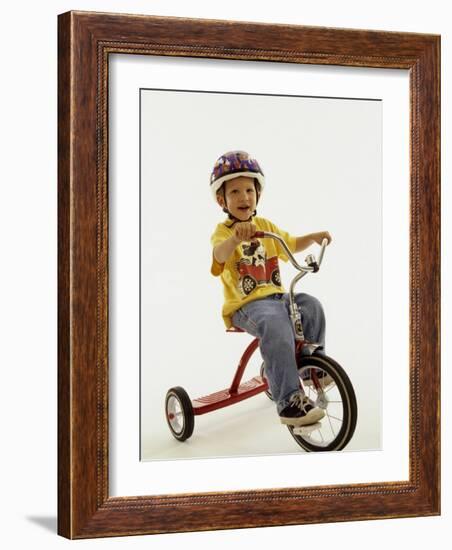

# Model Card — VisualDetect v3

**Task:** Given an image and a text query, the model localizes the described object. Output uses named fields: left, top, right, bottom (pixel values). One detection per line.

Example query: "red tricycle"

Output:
left=165, top=233, right=357, bottom=452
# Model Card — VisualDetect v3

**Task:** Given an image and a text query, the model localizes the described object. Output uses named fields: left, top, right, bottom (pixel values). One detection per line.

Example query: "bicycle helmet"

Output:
left=210, top=150, right=265, bottom=201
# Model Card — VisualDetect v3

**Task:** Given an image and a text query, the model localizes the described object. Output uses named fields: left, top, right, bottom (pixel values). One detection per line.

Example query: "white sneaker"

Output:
left=279, top=392, right=326, bottom=427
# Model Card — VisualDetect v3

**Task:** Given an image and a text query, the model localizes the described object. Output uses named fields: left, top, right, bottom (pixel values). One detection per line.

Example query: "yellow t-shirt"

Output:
left=211, top=216, right=297, bottom=328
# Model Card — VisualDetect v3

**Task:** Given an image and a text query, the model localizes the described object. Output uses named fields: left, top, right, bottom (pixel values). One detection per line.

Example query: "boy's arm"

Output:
left=213, top=222, right=257, bottom=264
left=213, top=235, right=240, bottom=264
left=295, top=231, right=332, bottom=253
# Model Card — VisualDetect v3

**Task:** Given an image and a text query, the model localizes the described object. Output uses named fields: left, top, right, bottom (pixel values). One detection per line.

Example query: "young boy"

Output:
left=210, top=150, right=331, bottom=427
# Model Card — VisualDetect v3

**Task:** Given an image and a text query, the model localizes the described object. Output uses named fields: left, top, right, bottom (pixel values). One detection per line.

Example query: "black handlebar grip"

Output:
left=309, top=261, right=319, bottom=273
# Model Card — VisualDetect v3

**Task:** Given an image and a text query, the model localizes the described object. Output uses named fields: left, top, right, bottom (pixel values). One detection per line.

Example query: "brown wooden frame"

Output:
left=58, top=10, right=440, bottom=539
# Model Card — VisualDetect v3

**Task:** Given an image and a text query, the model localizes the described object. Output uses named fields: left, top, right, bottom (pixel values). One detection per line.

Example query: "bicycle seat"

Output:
left=226, top=327, right=244, bottom=333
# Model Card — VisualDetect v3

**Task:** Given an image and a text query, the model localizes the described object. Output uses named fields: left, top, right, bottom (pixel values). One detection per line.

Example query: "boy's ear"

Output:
left=216, top=193, right=225, bottom=208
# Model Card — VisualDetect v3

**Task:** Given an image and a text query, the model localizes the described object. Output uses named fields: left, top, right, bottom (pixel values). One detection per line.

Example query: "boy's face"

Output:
left=217, top=176, right=257, bottom=221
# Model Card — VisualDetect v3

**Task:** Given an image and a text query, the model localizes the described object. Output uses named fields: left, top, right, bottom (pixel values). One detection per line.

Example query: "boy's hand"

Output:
left=311, top=231, right=332, bottom=246
left=232, top=222, right=258, bottom=244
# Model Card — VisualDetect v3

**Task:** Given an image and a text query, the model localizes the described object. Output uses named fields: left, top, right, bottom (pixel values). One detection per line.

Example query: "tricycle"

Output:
left=165, top=234, right=357, bottom=452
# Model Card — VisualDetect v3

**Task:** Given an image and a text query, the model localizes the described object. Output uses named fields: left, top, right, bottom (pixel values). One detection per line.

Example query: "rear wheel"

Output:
left=287, top=354, right=357, bottom=452
left=165, top=386, right=195, bottom=441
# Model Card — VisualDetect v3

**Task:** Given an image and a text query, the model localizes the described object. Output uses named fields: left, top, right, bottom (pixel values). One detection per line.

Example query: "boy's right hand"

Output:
left=232, top=222, right=258, bottom=243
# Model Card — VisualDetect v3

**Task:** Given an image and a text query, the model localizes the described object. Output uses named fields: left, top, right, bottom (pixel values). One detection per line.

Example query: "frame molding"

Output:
left=58, top=11, right=440, bottom=538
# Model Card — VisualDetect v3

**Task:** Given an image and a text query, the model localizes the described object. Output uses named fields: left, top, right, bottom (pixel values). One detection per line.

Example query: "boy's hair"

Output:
left=216, top=178, right=261, bottom=203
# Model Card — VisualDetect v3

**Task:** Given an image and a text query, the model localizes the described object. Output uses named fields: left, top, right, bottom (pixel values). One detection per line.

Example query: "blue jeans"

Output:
left=232, top=293, right=326, bottom=414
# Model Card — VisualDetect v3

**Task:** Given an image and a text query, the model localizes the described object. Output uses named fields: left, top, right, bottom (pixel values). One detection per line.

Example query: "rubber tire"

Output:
left=165, top=386, right=195, bottom=442
left=288, top=353, right=358, bottom=452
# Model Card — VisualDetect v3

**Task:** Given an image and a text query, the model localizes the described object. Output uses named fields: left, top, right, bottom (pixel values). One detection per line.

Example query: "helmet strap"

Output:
left=223, top=207, right=257, bottom=224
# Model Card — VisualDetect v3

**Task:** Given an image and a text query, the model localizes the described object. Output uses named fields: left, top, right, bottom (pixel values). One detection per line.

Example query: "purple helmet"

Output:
left=210, top=150, right=265, bottom=200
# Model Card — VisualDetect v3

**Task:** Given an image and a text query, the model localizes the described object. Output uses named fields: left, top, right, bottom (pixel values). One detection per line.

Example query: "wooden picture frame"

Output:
left=58, top=11, right=440, bottom=539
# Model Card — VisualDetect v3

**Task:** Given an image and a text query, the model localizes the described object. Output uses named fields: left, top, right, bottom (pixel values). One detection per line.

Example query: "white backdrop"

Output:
left=0, top=1, right=449, bottom=549
left=140, top=77, right=383, bottom=460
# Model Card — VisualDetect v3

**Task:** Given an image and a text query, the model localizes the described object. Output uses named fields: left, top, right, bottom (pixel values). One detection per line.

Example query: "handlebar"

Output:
left=248, top=231, right=329, bottom=338
left=251, top=231, right=328, bottom=274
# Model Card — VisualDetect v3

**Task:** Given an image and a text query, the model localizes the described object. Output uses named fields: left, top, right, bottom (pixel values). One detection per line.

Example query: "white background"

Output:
left=0, top=1, right=449, bottom=548
left=139, top=76, right=384, bottom=461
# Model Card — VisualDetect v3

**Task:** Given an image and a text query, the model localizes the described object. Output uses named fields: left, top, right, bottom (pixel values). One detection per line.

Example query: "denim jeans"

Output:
left=231, top=293, right=326, bottom=414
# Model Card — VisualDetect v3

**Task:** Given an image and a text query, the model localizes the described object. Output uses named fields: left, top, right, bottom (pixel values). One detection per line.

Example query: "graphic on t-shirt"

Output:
left=236, top=240, right=282, bottom=295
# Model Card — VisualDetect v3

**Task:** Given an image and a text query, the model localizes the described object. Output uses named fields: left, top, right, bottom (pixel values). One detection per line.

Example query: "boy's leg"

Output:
left=290, top=293, right=326, bottom=353
left=290, top=292, right=332, bottom=386
left=231, top=295, right=300, bottom=414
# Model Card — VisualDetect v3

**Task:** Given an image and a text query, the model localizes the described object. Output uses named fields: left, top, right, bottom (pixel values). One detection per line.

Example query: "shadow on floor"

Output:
left=26, top=516, right=57, bottom=534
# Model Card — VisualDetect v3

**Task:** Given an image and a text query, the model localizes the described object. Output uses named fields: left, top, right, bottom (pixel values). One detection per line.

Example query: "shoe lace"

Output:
left=289, top=392, right=311, bottom=413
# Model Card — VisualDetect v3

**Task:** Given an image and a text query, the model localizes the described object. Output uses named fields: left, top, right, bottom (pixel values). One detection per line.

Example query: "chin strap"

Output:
left=223, top=207, right=257, bottom=226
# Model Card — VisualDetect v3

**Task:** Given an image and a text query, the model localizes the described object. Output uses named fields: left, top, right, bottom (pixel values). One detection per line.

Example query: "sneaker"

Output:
left=279, top=392, right=325, bottom=427
left=303, top=369, right=333, bottom=388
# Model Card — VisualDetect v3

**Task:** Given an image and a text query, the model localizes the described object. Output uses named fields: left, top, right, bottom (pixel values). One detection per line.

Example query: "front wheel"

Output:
left=288, top=354, right=357, bottom=452
left=165, top=386, right=195, bottom=441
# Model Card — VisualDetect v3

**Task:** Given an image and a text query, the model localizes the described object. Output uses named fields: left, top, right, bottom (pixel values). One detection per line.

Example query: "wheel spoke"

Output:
left=326, top=413, right=336, bottom=437
left=326, top=413, right=343, bottom=422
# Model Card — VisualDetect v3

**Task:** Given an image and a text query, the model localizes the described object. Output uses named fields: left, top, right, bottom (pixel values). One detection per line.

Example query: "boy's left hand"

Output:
left=311, top=231, right=332, bottom=246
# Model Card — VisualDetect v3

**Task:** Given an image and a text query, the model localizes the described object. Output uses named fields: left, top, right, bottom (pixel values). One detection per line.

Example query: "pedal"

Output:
left=292, top=422, right=322, bottom=435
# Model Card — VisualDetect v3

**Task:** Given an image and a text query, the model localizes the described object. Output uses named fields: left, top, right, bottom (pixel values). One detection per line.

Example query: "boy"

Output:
left=210, top=150, right=331, bottom=427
